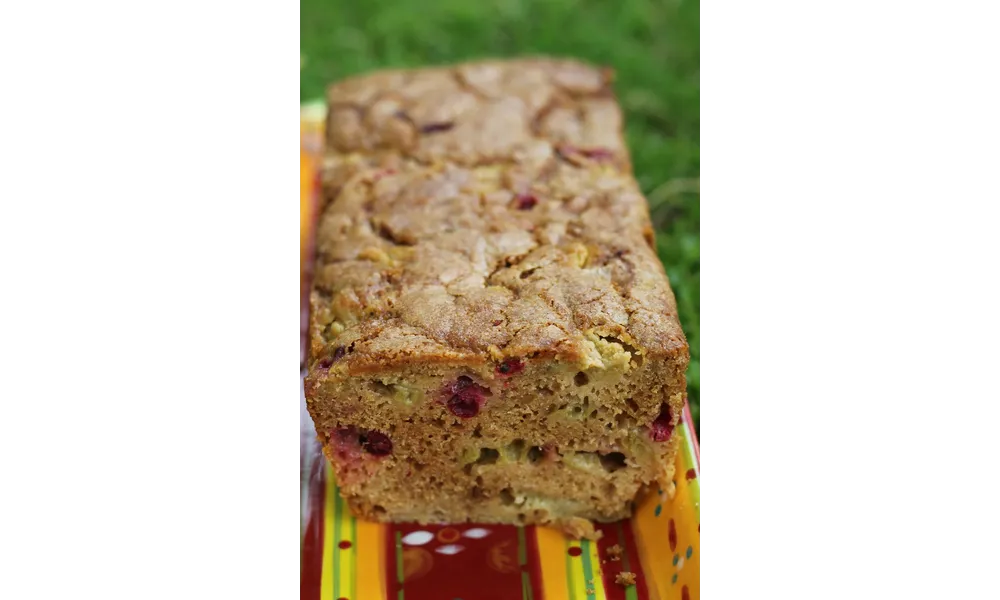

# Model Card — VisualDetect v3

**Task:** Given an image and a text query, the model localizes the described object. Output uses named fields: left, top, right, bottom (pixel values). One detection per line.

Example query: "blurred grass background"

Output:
left=302, top=0, right=700, bottom=430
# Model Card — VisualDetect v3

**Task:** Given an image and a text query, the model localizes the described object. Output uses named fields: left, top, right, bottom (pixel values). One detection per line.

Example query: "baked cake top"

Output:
left=309, top=59, right=688, bottom=376
left=324, top=58, right=626, bottom=167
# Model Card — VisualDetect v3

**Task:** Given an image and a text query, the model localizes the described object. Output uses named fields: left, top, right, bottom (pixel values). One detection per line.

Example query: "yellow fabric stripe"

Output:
left=355, top=513, right=386, bottom=599
left=534, top=526, right=569, bottom=599
left=632, top=424, right=701, bottom=600
left=333, top=489, right=356, bottom=600
left=565, top=539, right=591, bottom=599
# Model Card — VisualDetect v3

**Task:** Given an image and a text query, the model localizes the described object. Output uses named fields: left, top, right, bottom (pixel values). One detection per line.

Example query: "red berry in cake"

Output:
left=447, top=394, right=479, bottom=417
left=317, top=346, right=346, bottom=369
left=514, top=193, right=537, bottom=210
left=495, top=358, right=524, bottom=377
left=361, top=431, right=393, bottom=456
left=420, top=121, right=455, bottom=134
left=445, top=376, right=469, bottom=394
left=330, top=427, right=357, bottom=444
left=580, top=147, right=614, bottom=161
left=329, top=427, right=363, bottom=465
left=372, top=168, right=396, bottom=183
left=541, top=442, right=559, bottom=462
left=556, top=144, right=615, bottom=163
left=443, top=376, right=489, bottom=418
left=650, top=404, right=674, bottom=442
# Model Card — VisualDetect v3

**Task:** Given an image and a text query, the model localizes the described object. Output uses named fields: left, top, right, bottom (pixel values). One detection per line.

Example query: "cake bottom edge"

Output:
left=321, top=436, right=680, bottom=541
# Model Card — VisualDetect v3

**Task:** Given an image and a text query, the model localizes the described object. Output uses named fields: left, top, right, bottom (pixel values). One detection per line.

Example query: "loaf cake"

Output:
left=304, top=58, right=689, bottom=539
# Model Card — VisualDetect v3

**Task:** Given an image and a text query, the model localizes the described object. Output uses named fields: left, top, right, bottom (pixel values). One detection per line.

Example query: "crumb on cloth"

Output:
left=606, top=543, right=623, bottom=561
left=561, top=517, right=603, bottom=540
left=616, top=571, right=637, bottom=587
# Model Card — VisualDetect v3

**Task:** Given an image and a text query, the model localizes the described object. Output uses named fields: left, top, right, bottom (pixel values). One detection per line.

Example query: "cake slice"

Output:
left=304, top=58, right=689, bottom=538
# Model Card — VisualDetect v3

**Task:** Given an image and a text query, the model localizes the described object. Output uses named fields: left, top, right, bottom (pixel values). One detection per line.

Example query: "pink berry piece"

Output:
left=579, top=147, right=615, bottom=161
left=448, top=395, right=479, bottom=418
left=371, top=168, right=397, bottom=183
left=514, top=193, right=537, bottom=210
left=420, top=121, right=455, bottom=134
left=495, top=358, right=525, bottom=377
left=360, top=431, right=393, bottom=456
left=542, top=442, right=559, bottom=461
left=317, top=346, right=346, bottom=370
left=443, top=376, right=490, bottom=418
left=331, top=426, right=358, bottom=446
left=556, top=144, right=616, bottom=163
left=650, top=404, right=674, bottom=442
left=329, top=427, right=363, bottom=465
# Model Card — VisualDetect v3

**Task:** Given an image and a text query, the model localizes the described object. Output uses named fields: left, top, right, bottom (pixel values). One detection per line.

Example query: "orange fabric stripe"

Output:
left=535, top=526, right=570, bottom=599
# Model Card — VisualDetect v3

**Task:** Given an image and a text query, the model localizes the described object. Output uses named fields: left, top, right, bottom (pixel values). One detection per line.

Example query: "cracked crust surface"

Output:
left=324, top=58, right=627, bottom=168
left=309, top=58, right=686, bottom=375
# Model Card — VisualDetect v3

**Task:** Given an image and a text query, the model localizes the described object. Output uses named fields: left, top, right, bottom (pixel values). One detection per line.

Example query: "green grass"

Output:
left=302, top=0, right=700, bottom=430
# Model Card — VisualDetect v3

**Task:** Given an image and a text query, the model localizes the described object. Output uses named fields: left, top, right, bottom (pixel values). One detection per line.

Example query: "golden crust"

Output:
left=308, top=58, right=688, bottom=378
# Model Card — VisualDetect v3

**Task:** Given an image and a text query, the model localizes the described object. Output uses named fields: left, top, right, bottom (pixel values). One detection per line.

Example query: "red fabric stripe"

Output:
left=384, top=524, right=399, bottom=598
left=524, top=525, right=543, bottom=600
left=594, top=522, right=627, bottom=600
left=620, top=519, right=650, bottom=599
left=595, top=520, right=649, bottom=600
left=300, top=457, right=326, bottom=600
left=385, top=523, right=544, bottom=600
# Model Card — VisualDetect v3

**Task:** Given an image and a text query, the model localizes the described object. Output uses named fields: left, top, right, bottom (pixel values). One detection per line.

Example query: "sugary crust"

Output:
left=307, top=58, right=688, bottom=379
left=324, top=58, right=627, bottom=169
